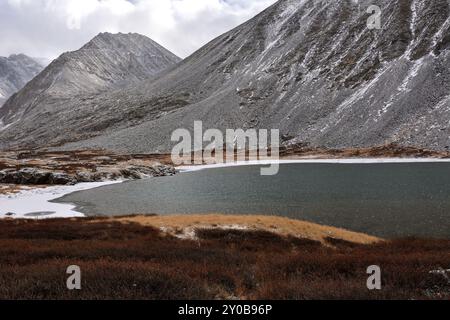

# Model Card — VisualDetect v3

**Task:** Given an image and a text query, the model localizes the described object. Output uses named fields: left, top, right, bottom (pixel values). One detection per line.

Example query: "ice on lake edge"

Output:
left=3, top=158, right=450, bottom=219
left=0, top=181, right=123, bottom=219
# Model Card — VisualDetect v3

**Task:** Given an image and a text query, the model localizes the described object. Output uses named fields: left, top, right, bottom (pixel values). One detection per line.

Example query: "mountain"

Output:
left=31, top=57, right=53, bottom=68
left=1, top=0, right=449, bottom=152
left=0, top=54, right=44, bottom=107
left=0, top=32, right=181, bottom=131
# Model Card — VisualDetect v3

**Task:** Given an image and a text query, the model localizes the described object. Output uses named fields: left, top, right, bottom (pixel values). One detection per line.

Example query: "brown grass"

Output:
left=0, top=184, right=48, bottom=195
left=280, top=143, right=450, bottom=159
left=1, top=142, right=448, bottom=177
left=0, top=217, right=448, bottom=300
left=0, top=149, right=173, bottom=180
left=113, top=214, right=380, bottom=245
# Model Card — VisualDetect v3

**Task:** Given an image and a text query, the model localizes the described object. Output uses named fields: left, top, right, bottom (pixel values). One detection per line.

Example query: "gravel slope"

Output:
left=1, top=0, right=450, bottom=152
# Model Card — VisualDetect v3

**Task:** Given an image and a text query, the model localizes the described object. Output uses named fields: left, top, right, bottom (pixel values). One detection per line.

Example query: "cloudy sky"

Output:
left=0, top=0, right=277, bottom=61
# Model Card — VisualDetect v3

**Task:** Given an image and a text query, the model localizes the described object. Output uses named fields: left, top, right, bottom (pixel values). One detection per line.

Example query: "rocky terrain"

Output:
left=279, top=142, right=450, bottom=159
left=0, top=150, right=176, bottom=189
left=0, top=54, right=44, bottom=107
left=0, top=32, right=181, bottom=132
left=1, top=142, right=446, bottom=191
left=0, top=0, right=449, bottom=153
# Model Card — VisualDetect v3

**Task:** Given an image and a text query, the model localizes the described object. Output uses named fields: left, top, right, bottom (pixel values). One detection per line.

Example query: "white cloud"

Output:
left=0, top=0, right=277, bottom=59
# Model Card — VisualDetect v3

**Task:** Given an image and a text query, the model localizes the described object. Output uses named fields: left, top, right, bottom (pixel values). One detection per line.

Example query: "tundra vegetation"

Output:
left=0, top=217, right=448, bottom=300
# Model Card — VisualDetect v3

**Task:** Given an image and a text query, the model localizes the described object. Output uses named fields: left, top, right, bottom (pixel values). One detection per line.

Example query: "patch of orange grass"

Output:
left=113, top=214, right=381, bottom=245
left=0, top=184, right=48, bottom=195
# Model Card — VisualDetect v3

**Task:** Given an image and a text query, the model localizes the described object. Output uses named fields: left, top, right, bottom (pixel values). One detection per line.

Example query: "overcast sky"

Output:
left=0, top=0, right=277, bottom=61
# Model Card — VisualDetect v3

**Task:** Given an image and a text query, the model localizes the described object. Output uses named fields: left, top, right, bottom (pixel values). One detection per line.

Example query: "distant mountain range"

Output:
left=0, top=0, right=449, bottom=152
left=0, top=54, right=44, bottom=107
left=0, top=32, right=181, bottom=132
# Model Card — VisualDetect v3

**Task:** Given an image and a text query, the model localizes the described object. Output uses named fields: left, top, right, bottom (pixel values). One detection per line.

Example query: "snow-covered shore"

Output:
left=0, top=181, right=122, bottom=219
left=178, top=157, right=450, bottom=172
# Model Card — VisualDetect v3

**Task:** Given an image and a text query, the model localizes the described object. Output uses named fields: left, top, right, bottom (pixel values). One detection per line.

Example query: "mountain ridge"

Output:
left=1, top=0, right=449, bottom=152
left=0, top=32, right=181, bottom=127
left=0, top=54, right=44, bottom=108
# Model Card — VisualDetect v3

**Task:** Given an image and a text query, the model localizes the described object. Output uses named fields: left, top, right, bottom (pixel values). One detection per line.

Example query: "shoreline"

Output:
left=178, top=157, right=450, bottom=172
left=0, top=180, right=122, bottom=219
left=3, top=156, right=450, bottom=219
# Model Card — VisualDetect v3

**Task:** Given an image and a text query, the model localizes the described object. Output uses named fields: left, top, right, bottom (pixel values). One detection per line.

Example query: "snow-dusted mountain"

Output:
left=0, top=32, right=181, bottom=130
left=1, top=0, right=449, bottom=152
left=0, top=54, right=44, bottom=107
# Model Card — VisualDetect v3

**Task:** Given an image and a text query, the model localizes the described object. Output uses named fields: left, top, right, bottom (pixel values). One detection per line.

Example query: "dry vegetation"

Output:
left=115, top=214, right=380, bottom=245
left=0, top=150, right=176, bottom=192
left=0, top=183, right=46, bottom=195
left=1, top=142, right=447, bottom=176
left=280, top=143, right=450, bottom=159
left=0, top=216, right=448, bottom=300
left=0, top=149, right=173, bottom=174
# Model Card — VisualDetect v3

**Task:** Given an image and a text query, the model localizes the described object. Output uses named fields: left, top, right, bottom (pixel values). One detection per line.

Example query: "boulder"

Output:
left=48, top=172, right=76, bottom=185
left=0, top=168, right=51, bottom=184
left=0, top=164, right=177, bottom=185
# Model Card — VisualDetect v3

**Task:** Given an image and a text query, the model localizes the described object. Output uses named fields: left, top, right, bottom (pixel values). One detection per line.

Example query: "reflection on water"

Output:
left=55, top=163, right=450, bottom=238
left=24, top=211, right=56, bottom=217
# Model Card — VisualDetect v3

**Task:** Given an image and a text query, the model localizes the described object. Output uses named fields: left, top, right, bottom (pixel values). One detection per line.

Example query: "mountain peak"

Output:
left=82, top=32, right=164, bottom=51
left=87, top=31, right=135, bottom=43
left=0, top=54, right=44, bottom=107
left=1, top=0, right=449, bottom=152
left=0, top=33, right=181, bottom=127
left=8, top=53, right=29, bottom=60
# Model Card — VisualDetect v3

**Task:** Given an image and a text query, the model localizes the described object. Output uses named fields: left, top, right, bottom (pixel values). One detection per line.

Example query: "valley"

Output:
left=0, top=0, right=449, bottom=301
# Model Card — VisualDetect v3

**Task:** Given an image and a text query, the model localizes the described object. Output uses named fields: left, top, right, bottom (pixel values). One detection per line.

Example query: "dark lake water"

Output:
left=55, top=163, right=450, bottom=238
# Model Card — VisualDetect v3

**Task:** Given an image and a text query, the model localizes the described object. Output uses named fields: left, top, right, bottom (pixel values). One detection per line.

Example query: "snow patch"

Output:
left=0, top=181, right=123, bottom=219
left=0, top=119, right=16, bottom=132
left=178, top=158, right=450, bottom=173
left=332, top=61, right=391, bottom=125
left=406, top=0, right=419, bottom=59
left=431, top=16, right=450, bottom=56
left=432, top=95, right=450, bottom=112
left=378, top=57, right=425, bottom=117
left=163, top=224, right=250, bottom=241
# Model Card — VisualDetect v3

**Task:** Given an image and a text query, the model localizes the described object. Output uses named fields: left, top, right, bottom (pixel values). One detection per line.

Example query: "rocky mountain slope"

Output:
left=0, top=32, right=181, bottom=133
left=0, top=0, right=449, bottom=152
left=0, top=54, right=44, bottom=107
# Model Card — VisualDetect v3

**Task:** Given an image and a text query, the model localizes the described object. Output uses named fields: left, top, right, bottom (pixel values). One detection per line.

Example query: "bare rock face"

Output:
left=0, top=32, right=181, bottom=135
left=0, top=54, right=44, bottom=107
left=0, top=168, right=75, bottom=185
left=0, top=165, right=177, bottom=185
left=1, top=0, right=450, bottom=152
